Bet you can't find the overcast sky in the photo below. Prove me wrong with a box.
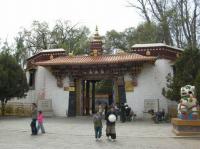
[0,0,142,42]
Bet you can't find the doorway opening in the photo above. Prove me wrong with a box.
[79,79,119,116]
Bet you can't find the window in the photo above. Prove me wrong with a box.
[171,65,176,76]
[29,69,36,89]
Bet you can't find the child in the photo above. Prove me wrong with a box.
[37,111,45,134]
[93,111,102,141]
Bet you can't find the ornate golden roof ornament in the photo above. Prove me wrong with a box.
[50,54,54,60]
[95,25,99,35]
[93,49,98,56]
[90,26,103,56]
[93,25,102,42]
[146,50,151,56]
[69,51,74,56]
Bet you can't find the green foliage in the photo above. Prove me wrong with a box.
[104,30,126,53]
[163,48,200,102]
[175,49,200,83]
[23,21,51,54]
[163,73,181,102]
[14,20,90,62]
[132,22,163,44]
[51,21,90,55]
[14,32,28,68]
[123,27,136,51]
[104,22,163,53]
[0,40,13,54]
[128,0,200,48]
[0,52,28,115]
[194,72,200,101]
[10,20,166,62]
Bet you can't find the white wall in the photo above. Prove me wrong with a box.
[17,66,70,117]
[125,59,174,118]
[17,59,176,118]
[44,67,69,117]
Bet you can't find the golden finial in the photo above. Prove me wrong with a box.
[94,25,99,36]
[93,25,101,41]
[95,25,98,33]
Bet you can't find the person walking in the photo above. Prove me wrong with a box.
[104,104,108,119]
[93,110,103,141]
[120,103,126,122]
[98,103,103,116]
[37,111,45,134]
[105,106,117,141]
[30,103,38,135]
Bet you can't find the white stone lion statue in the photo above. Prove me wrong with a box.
[178,85,198,120]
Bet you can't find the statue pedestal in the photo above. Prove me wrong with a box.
[171,118,200,136]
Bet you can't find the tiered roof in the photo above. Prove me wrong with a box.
[27,32,182,68]
[36,53,156,66]
[132,43,183,60]
[132,43,183,51]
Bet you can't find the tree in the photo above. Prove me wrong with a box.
[0,40,13,54]
[177,0,200,49]
[131,22,163,44]
[163,48,200,102]
[104,22,163,53]
[128,0,174,45]
[23,21,52,55]
[104,30,127,53]
[128,0,200,48]
[18,20,90,57]
[51,20,90,55]
[123,27,136,51]
[194,72,200,101]
[14,32,29,68]
[0,52,28,115]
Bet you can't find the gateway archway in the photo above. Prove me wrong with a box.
[34,28,160,117]
[68,75,127,116]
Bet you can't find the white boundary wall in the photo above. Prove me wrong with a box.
[14,59,177,118]
[14,66,70,117]
[125,59,175,118]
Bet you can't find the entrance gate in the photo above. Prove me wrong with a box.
[68,76,127,116]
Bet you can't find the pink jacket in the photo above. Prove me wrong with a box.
[37,113,44,124]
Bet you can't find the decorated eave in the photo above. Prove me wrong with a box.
[35,53,156,86]
[26,49,66,70]
[36,53,156,66]
[131,43,183,60]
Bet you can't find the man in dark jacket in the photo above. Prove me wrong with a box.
[120,103,126,122]
[105,107,117,141]
[31,103,38,135]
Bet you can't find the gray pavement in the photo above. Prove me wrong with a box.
[0,117,200,149]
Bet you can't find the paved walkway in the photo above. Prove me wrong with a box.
[0,117,200,149]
